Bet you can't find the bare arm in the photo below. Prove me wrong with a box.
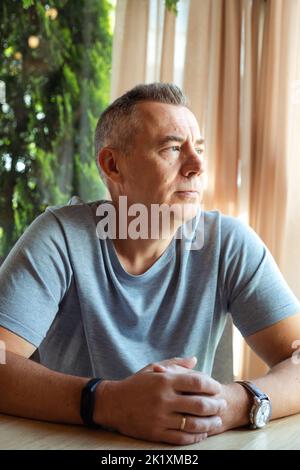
[0,327,106,425]
[216,313,300,433]
[0,350,88,424]
[0,328,227,446]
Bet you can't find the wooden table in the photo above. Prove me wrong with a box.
[1,412,300,450]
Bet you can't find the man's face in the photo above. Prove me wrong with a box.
[114,101,206,223]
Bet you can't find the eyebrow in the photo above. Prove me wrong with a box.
[157,135,205,147]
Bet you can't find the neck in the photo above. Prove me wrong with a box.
[112,201,180,275]
[106,195,184,275]
[112,235,175,275]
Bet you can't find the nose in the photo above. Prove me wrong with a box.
[180,146,206,178]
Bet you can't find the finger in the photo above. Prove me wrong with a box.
[152,364,167,372]
[172,372,221,395]
[173,395,227,417]
[159,356,197,370]
[160,429,207,446]
[171,356,197,369]
[145,356,197,374]
[168,414,222,434]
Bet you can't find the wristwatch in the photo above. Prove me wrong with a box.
[236,381,272,429]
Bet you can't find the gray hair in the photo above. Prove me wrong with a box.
[94,82,188,183]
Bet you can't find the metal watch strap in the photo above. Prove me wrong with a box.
[80,377,103,428]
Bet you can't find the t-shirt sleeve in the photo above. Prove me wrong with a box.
[220,215,300,337]
[0,210,73,347]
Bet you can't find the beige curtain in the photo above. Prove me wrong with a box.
[110,0,176,99]
[110,0,150,100]
[243,0,300,378]
[110,0,300,379]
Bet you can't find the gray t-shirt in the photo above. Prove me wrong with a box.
[0,198,299,380]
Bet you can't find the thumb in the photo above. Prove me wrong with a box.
[152,356,198,373]
[173,356,197,369]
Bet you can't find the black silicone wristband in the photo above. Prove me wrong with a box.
[80,377,103,428]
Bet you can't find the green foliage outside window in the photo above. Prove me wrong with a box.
[165,0,180,14]
[0,0,113,258]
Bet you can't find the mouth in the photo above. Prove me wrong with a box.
[175,190,199,198]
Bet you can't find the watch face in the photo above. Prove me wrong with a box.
[253,400,272,428]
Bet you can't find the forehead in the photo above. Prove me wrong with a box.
[135,101,202,142]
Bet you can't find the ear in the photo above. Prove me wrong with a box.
[97,147,121,183]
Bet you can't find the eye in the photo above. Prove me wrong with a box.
[195,147,204,155]
[170,145,181,153]
[161,145,181,156]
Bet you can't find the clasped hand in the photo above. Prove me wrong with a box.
[95,356,227,446]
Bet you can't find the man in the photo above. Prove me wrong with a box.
[0,83,300,446]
